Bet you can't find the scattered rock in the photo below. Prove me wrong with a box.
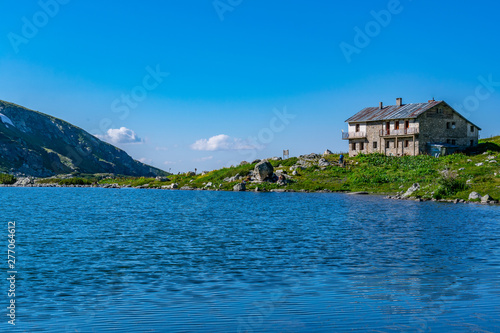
[239,161,249,166]
[185,171,195,176]
[487,155,495,160]
[180,186,194,190]
[469,192,481,200]
[467,159,472,162]
[402,183,420,198]
[155,176,170,182]
[300,153,321,160]
[481,194,491,203]
[223,173,241,182]
[458,168,465,171]
[271,157,282,161]
[254,161,274,181]
[292,170,298,176]
[323,149,333,156]
[13,177,34,186]
[254,187,260,192]
[475,163,484,166]
[233,183,246,191]
[252,159,261,164]
[204,182,213,188]
[318,158,330,167]
[489,160,497,163]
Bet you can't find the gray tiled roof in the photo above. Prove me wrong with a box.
[346,101,442,122]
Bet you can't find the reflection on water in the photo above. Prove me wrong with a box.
[2,188,500,332]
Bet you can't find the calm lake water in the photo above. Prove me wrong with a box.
[2,187,500,332]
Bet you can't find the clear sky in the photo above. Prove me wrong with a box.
[1,0,499,173]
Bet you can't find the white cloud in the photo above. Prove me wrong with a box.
[138,157,152,164]
[96,127,143,144]
[190,134,258,151]
[194,156,213,162]
[164,161,176,165]
[155,146,169,151]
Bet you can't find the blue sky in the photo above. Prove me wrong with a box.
[1,0,499,173]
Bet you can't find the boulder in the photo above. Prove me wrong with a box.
[318,158,330,167]
[271,157,282,161]
[481,194,491,203]
[204,182,213,188]
[468,192,481,200]
[252,159,261,164]
[233,183,246,191]
[155,176,170,182]
[300,153,321,160]
[13,177,34,186]
[323,149,333,156]
[402,183,420,198]
[239,161,249,166]
[254,161,274,181]
[223,173,240,182]
[475,163,484,166]
[185,171,195,176]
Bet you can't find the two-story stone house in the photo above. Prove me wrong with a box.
[343,98,481,157]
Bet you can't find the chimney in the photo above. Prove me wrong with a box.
[396,98,403,107]
[379,102,383,109]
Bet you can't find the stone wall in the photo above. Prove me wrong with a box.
[418,103,479,152]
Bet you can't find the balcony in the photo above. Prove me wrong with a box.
[342,131,366,140]
[379,127,419,137]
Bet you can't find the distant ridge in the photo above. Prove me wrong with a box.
[0,99,167,177]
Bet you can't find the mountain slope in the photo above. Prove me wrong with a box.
[0,99,167,177]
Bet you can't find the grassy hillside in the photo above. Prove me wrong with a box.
[92,136,500,201]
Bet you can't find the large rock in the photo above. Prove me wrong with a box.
[318,158,331,167]
[481,194,491,203]
[233,183,246,191]
[13,177,34,186]
[469,192,481,200]
[402,183,420,198]
[155,176,170,182]
[254,161,274,181]
[323,149,333,156]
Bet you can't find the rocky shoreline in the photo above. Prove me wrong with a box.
[2,180,498,206]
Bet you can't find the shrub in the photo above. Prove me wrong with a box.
[434,170,467,198]
[0,173,16,184]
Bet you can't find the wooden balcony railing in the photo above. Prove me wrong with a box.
[342,132,366,140]
[379,128,419,137]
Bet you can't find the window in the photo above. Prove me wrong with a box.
[405,120,409,129]
[386,141,390,149]
[470,125,474,132]
[446,122,450,129]
[452,139,456,145]
[404,140,409,148]
[438,108,443,114]
[360,142,364,150]
[355,124,360,132]
[470,140,474,146]
[395,121,400,130]
[452,122,456,129]
[351,142,356,150]
[373,141,377,149]
[446,139,451,144]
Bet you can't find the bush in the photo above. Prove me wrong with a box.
[434,170,467,198]
[0,173,16,184]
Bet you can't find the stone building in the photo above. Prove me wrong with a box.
[343,98,481,157]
